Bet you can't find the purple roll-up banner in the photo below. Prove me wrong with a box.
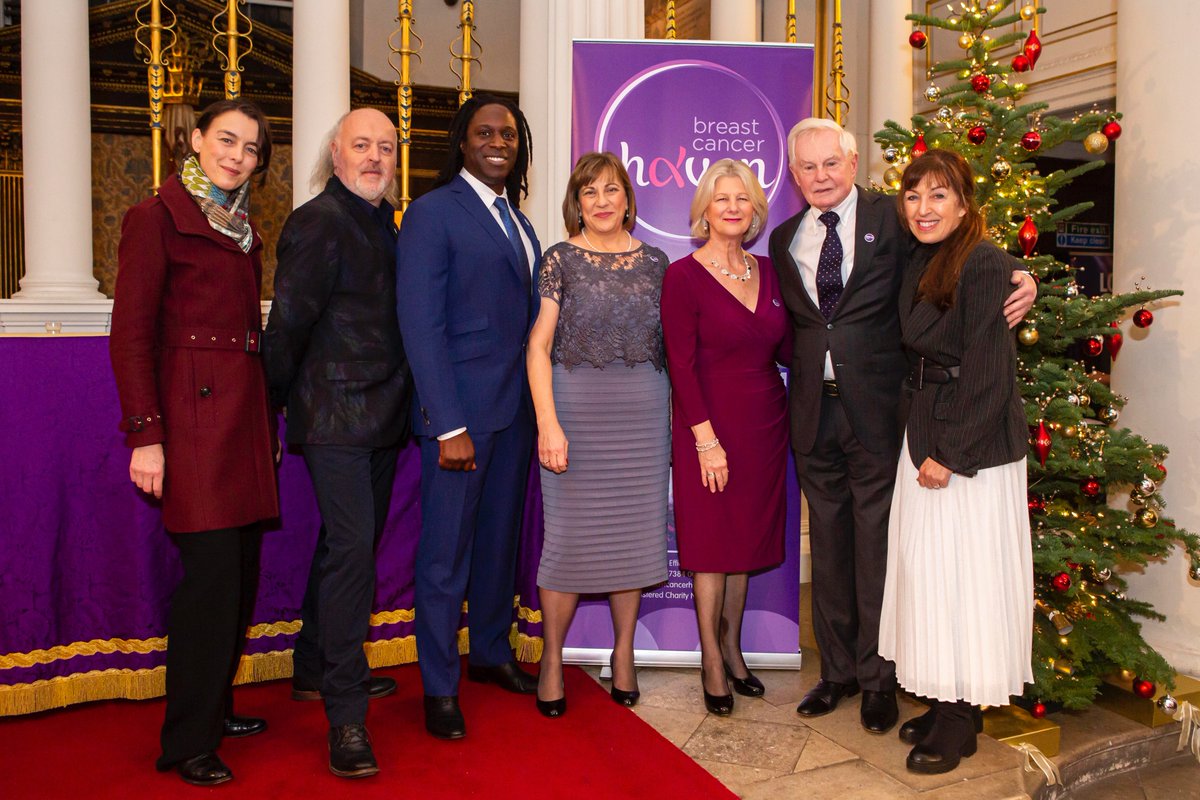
[565,40,814,669]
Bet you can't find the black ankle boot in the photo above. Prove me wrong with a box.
[899,703,983,745]
[906,701,977,774]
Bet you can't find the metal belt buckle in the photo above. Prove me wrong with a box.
[244,330,259,353]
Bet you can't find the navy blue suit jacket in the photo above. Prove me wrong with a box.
[396,174,541,438]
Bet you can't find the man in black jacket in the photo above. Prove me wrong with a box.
[263,108,411,779]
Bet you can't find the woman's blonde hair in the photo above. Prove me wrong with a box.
[688,159,768,242]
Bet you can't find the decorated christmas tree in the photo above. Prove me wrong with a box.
[875,0,1200,713]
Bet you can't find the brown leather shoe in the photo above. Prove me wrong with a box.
[328,723,379,778]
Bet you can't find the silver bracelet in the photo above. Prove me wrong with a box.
[695,437,720,453]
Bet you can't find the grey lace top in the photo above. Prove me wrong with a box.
[538,241,668,371]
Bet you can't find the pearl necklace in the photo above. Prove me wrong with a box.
[581,229,633,253]
[709,251,754,282]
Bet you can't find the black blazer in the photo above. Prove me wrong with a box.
[263,177,412,447]
[898,240,1026,477]
[769,187,909,455]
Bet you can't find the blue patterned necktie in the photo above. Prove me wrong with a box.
[494,197,530,274]
[816,210,843,320]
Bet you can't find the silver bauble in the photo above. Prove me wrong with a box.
[925,85,942,103]
[1137,476,1158,495]
[937,106,954,122]
[883,147,899,164]
[1158,694,1179,714]
[1099,406,1120,424]
[1096,568,1112,582]
[1068,394,1080,406]
[1066,283,1080,297]
[1190,563,1200,581]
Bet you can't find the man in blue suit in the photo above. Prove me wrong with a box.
[396,95,541,740]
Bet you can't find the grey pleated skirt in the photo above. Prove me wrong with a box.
[537,361,670,593]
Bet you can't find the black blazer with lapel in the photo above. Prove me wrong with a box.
[264,176,412,447]
[898,240,1026,477]
[769,186,909,455]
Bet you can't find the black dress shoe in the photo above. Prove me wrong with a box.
[328,723,379,778]
[222,714,267,738]
[723,662,765,697]
[609,652,640,707]
[424,695,466,739]
[796,679,859,717]
[176,752,233,786]
[861,689,899,734]
[466,660,538,694]
[899,704,983,745]
[905,701,977,775]
[292,675,397,702]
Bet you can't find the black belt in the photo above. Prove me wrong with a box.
[822,380,840,397]
[906,357,959,390]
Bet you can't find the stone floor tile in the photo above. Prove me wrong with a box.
[738,758,919,800]
[628,668,712,715]
[1069,769,1147,800]
[629,703,706,748]
[693,759,787,796]
[682,716,810,772]
[793,731,858,772]
[1138,755,1200,800]
[917,767,1032,800]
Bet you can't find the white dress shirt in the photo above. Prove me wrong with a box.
[789,186,859,380]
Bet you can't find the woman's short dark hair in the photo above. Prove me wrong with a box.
[561,152,637,237]
[193,98,273,176]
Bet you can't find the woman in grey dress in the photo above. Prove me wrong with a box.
[527,152,670,718]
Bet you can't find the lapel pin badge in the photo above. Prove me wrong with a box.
[773,298,781,307]
[864,233,876,243]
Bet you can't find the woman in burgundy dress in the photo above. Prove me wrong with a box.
[661,159,791,715]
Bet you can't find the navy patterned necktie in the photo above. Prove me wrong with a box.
[494,197,530,274]
[816,210,843,320]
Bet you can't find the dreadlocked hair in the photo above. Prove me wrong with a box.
[435,94,533,210]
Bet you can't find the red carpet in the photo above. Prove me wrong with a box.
[0,663,735,799]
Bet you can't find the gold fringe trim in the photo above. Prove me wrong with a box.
[511,630,544,663]
[0,667,167,716]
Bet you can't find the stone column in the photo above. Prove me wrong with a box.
[711,0,758,42]
[1112,0,1200,675]
[292,0,350,209]
[12,0,104,302]
[519,0,644,246]
[866,0,912,181]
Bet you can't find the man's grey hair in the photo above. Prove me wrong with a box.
[309,109,400,205]
[786,117,858,167]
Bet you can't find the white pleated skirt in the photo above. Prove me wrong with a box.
[878,437,1034,707]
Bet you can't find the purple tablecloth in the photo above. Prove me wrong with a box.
[0,336,544,715]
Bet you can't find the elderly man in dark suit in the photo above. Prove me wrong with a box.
[396,94,540,741]
[768,118,1036,735]
[263,107,411,778]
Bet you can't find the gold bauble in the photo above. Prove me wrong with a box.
[1135,508,1159,528]
[883,167,902,189]
[986,1,1001,13]
[924,84,942,103]
[958,33,975,50]
[1017,326,1039,346]
[1020,4,1037,21]
[1063,426,1079,439]
[991,157,1012,180]
[1084,131,1110,155]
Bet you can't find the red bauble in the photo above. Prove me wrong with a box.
[1024,30,1042,68]
[1155,463,1168,478]
[1028,494,1046,513]
[1084,336,1105,357]
[1031,702,1047,719]
[1133,678,1156,699]
[1067,561,1080,571]
[1106,321,1123,360]
[1133,308,1154,328]
[1081,478,1102,497]
[1011,53,1031,72]
[911,133,928,158]
[1052,572,1072,592]
[967,126,987,145]
[1102,120,1123,141]
[909,30,928,49]
[1033,420,1052,467]
[970,73,992,94]
[1021,130,1042,151]
[1018,215,1039,257]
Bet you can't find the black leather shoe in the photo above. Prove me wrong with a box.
[899,704,983,745]
[609,652,640,707]
[222,714,267,738]
[423,695,466,739]
[176,752,233,786]
[905,701,977,774]
[796,679,859,717]
[466,660,538,694]
[536,696,567,718]
[700,669,734,716]
[861,689,899,734]
[328,723,379,778]
[906,733,977,774]
[292,675,397,702]
[723,662,765,698]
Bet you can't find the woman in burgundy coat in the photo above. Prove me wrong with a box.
[109,99,279,787]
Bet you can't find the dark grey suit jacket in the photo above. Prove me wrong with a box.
[263,177,412,447]
[768,187,909,455]
[898,240,1026,476]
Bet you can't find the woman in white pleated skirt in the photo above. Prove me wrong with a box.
[878,149,1033,775]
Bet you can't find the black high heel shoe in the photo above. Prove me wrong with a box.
[608,652,640,707]
[723,661,765,697]
[700,669,734,716]
[536,695,567,718]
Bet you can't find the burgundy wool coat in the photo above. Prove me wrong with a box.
[109,174,279,533]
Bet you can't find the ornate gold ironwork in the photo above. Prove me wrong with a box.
[449,0,480,107]
[135,0,178,190]
[813,0,827,117]
[786,0,797,44]
[825,0,849,125]
[389,0,423,216]
[665,0,677,39]
[163,30,205,107]
[212,0,253,100]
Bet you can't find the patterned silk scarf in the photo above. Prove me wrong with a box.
[178,154,254,253]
